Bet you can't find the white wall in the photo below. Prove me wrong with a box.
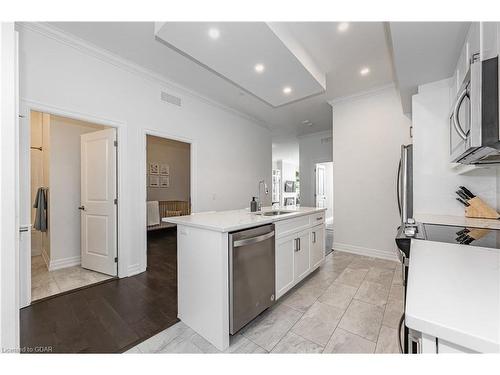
[18,24,272,276]
[331,86,411,260]
[49,115,107,269]
[412,78,498,216]
[299,130,333,207]
[146,135,190,202]
[272,136,299,167]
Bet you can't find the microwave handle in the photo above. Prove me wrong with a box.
[453,87,469,141]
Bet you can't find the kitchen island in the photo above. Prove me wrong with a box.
[406,239,500,353]
[164,206,327,350]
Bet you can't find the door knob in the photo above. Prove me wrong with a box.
[78,206,85,210]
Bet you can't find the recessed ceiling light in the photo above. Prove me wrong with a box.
[254,63,265,73]
[360,67,370,76]
[208,28,220,40]
[283,86,292,95]
[337,22,349,32]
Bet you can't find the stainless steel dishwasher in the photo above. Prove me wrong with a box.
[229,224,275,334]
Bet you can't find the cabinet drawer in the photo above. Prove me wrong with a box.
[275,216,310,239]
[310,212,325,225]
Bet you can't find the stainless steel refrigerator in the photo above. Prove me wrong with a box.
[397,144,413,224]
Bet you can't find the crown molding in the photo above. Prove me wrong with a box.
[297,129,332,140]
[16,22,270,130]
[327,83,395,107]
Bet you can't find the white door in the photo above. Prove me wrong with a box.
[315,164,327,208]
[80,128,117,276]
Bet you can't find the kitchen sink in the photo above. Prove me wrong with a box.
[256,210,294,216]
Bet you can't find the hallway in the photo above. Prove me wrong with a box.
[20,228,178,353]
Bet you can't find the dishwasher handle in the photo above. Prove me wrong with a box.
[233,231,275,247]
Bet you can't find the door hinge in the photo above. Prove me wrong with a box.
[114,140,118,147]
[18,114,25,119]
[114,257,118,263]
[114,198,118,205]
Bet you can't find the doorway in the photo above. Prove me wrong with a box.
[145,134,190,271]
[315,161,333,254]
[21,111,118,304]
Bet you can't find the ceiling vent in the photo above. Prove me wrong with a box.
[161,91,182,107]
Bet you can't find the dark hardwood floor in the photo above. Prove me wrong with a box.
[20,228,178,353]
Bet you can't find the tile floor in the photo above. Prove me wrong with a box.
[127,251,404,354]
[31,255,112,301]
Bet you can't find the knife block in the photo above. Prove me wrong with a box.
[465,197,500,219]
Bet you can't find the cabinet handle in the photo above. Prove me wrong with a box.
[294,238,298,252]
[297,238,301,251]
[316,217,323,221]
[312,232,316,243]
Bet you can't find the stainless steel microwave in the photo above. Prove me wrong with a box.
[450,56,500,164]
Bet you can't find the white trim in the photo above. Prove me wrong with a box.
[297,129,333,140]
[328,84,395,107]
[333,242,399,262]
[141,128,197,272]
[18,100,129,284]
[127,263,144,277]
[1,22,20,351]
[16,22,270,131]
[48,255,81,271]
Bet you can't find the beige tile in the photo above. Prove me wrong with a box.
[354,280,390,307]
[280,288,319,313]
[240,303,302,351]
[31,271,55,288]
[157,325,216,353]
[291,301,344,346]
[324,328,376,353]
[382,298,404,329]
[31,280,60,301]
[388,284,404,302]
[392,268,403,286]
[335,267,368,288]
[318,282,357,310]
[225,334,267,353]
[52,267,100,292]
[338,300,384,342]
[375,325,401,353]
[348,256,375,270]
[371,258,398,270]
[137,321,191,353]
[271,331,324,353]
[365,267,394,288]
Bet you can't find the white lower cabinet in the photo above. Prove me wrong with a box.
[293,229,311,283]
[418,333,477,353]
[275,214,326,300]
[310,224,325,270]
[276,235,295,298]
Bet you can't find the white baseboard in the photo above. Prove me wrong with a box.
[333,242,399,262]
[127,263,145,277]
[49,255,81,271]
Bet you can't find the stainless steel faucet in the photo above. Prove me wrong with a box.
[257,180,269,211]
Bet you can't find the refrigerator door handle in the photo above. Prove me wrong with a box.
[397,158,402,217]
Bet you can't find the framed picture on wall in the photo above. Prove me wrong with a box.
[284,180,295,192]
[149,162,159,175]
[160,175,170,188]
[284,197,295,206]
[149,175,160,187]
[160,163,170,175]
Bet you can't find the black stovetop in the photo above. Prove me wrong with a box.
[395,222,500,258]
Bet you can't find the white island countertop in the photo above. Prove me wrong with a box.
[406,239,500,353]
[163,206,326,232]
